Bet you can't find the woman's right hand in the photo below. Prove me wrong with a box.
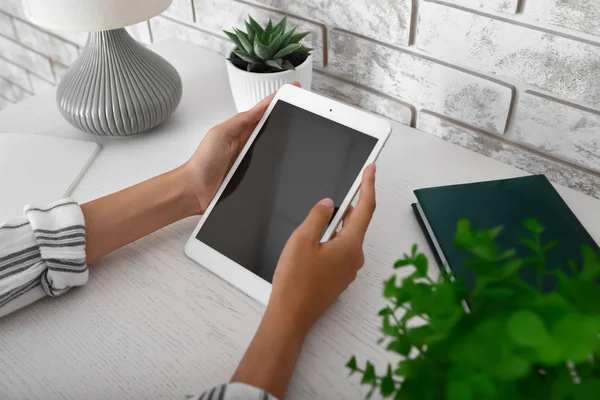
[231,164,377,398]
[267,164,377,333]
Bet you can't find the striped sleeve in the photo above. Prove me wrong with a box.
[0,198,88,317]
[186,383,277,400]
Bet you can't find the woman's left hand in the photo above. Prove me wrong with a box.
[182,82,300,215]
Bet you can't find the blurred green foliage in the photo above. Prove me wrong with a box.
[347,219,600,399]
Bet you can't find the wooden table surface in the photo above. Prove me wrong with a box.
[1,39,599,400]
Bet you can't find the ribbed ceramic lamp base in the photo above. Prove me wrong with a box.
[57,28,182,136]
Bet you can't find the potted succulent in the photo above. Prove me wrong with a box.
[224,16,313,112]
[348,219,600,399]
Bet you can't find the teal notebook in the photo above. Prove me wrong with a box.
[412,175,598,291]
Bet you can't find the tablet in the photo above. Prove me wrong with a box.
[185,85,391,304]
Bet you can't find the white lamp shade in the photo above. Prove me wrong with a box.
[22,0,173,31]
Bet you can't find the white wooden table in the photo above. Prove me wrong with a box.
[1,39,599,400]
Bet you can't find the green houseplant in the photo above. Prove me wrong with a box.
[347,219,600,399]
[224,16,313,112]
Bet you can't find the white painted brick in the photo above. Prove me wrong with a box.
[328,29,512,134]
[193,0,326,66]
[150,17,233,56]
[417,2,600,109]
[523,0,600,37]
[439,0,518,14]
[0,11,16,38]
[127,22,152,45]
[13,19,79,66]
[51,61,69,81]
[27,72,55,93]
[0,57,31,90]
[512,92,600,172]
[162,0,194,23]
[0,0,25,18]
[0,77,31,102]
[313,72,412,126]
[418,111,600,198]
[0,35,53,81]
[0,96,12,109]
[254,0,411,46]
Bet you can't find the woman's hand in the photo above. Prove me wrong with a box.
[231,165,377,399]
[83,85,298,264]
[268,163,377,332]
[182,82,300,215]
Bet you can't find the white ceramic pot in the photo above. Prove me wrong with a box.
[226,54,313,112]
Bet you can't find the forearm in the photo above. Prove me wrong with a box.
[231,303,310,399]
[82,166,199,264]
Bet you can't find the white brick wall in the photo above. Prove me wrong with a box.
[1,0,599,198]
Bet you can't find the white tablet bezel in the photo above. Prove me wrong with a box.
[185,84,391,305]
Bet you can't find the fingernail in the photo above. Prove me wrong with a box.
[318,198,334,208]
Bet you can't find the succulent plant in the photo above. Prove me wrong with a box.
[224,16,312,73]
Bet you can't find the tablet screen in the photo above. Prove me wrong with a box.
[196,100,378,283]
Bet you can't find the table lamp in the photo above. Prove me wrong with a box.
[22,0,182,137]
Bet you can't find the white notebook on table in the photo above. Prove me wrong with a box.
[0,133,101,222]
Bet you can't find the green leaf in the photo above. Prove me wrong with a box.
[502,258,523,277]
[272,16,286,38]
[247,62,269,73]
[414,253,428,277]
[387,338,411,356]
[273,43,303,59]
[264,18,274,36]
[289,31,310,43]
[275,16,287,32]
[378,307,393,316]
[382,314,398,336]
[580,244,600,279]
[454,219,472,247]
[572,378,600,400]
[411,244,418,256]
[223,30,243,50]
[253,38,274,60]
[481,287,514,300]
[488,226,503,239]
[447,380,472,400]
[380,365,396,397]
[280,25,297,47]
[534,336,563,365]
[282,59,295,70]
[520,237,541,253]
[346,356,358,374]
[361,361,376,384]
[234,28,254,54]
[383,277,396,298]
[543,239,559,252]
[244,20,255,42]
[552,314,600,362]
[499,248,516,259]
[533,293,573,326]
[268,35,285,55]
[506,310,549,347]
[394,258,412,268]
[265,59,283,69]
[247,16,264,35]
[523,218,544,234]
[233,49,259,64]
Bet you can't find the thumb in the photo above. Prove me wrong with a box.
[297,198,335,242]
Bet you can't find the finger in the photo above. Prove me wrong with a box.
[296,198,335,242]
[343,164,376,239]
